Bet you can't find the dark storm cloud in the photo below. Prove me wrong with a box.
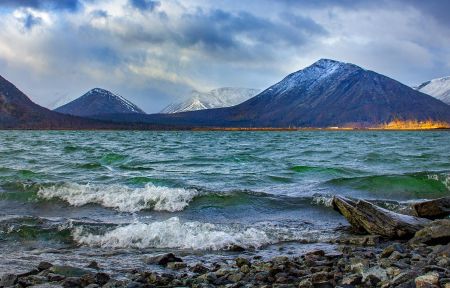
[129,0,160,11]
[176,9,327,57]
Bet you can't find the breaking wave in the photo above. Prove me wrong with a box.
[37,183,198,213]
[72,217,324,250]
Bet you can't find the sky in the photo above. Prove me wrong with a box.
[0,0,449,113]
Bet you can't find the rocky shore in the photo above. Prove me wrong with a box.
[1,197,449,288]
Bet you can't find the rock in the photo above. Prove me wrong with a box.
[310,271,330,283]
[380,243,406,258]
[361,266,388,283]
[95,273,110,286]
[49,265,91,278]
[227,272,244,283]
[62,277,82,288]
[190,264,209,274]
[415,272,440,288]
[332,196,430,238]
[240,265,250,274]
[341,274,362,285]
[47,273,65,282]
[228,245,246,252]
[412,197,450,219]
[166,262,187,270]
[38,262,53,271]
[410,219,450,245]
[86,261,100,270]
[143,253,183,266]
[235,257,251,268]
[0,274,17,287]
[391,272,417,286]
[298,279,313,288]
[305,250,325,257]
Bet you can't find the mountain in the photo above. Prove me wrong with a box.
[0,75,116,129]
[161,88,260,113]
[414,76,450,105]
[54,88,145,117]
[95,59,450,128]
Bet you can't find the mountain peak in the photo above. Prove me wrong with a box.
[55,88,145,116]
[415,76,450,105]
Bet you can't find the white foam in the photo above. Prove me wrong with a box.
[37,183,197,212]
[72,217,270,250]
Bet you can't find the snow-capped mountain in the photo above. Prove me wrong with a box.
[160,87,260,113]
[54,88,145,117]
[98,59,450,127]
[415,76,450,105]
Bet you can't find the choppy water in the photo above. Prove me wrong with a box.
[0,131,449,275]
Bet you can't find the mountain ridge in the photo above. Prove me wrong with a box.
[55,88,145,117]
[415,76,450,105]
[95,59,450,128]
[161,87,260,113]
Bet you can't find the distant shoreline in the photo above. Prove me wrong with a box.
[1,127,449,131]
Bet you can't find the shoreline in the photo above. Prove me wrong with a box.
[1,234,448,287]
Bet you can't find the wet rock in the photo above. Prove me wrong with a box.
[235,257,251,268]
[49,265,91,278]
[0,274,17,287]
[86,261,100,270]
[143,253,183,266]
[190,263,209,274]
[310,271,330,283]
[240,265,250,274]
[341,274,362,285]
[95,272,110,286]
[167,261,187,270]
[298,279,313,288]
[380,243,406,258]
[410,219,450,245]
[228,245,246,252]
[38,262,53,271]
[227,272,244,283]
[412,197,450,219]
[391,272,418,286]
[305,250,325,257]
[62,277,82,288]
[361,266,388,283]
[332,196,430,238]
[415,272,440,288]
[47,273,65,282]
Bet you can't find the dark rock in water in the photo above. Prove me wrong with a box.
[0,274,17,287]
[95,272,110,286]
[38,262,53,271]
[410,219,450,245]
[228,244,246,252]
[62,277,82,288]
[332,196,430,238]
[87,261,100,270]
[334,235,382,246]
[235,257,251,268]
[412,197,450,219]
[190,263,209,274]
[143,253,183,266]
[49,265,91,278]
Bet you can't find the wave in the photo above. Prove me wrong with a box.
[37,183,198,212]
[326,171,450,198]
[72,217,324,250]
[289,165,360,176]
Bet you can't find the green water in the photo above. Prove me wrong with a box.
[0,130,448,274]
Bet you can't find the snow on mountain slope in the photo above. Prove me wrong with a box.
[415,76,450,105]
[161,87,260,113]
[54,88,145,117]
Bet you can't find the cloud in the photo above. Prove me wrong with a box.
[0,0,449,113]
[22,13,43,30]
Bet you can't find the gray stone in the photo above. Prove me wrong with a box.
[0,274,17,287]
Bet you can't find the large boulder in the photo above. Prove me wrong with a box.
[332,196,430,239]
[410,219,450,245]
[412,197,450,219]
